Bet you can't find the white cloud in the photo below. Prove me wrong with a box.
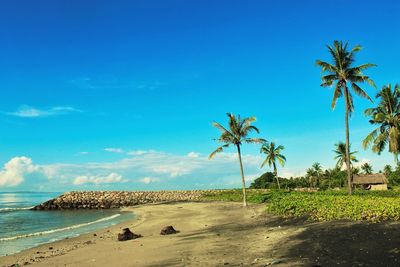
[104,148,124,154]
[151,164,194,178]
[279,168,306,178]
[187,152,200,158]
[127,150,159,156]
[2,150,268,190]
[0,157,40,187]
[7,105,80,118]
[140,177,160,184]
[73,173,123,185]
[77,151,89,155]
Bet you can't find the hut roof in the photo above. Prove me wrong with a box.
[353,173,388,185]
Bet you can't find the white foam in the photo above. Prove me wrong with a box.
[0,213,121,242]
[0,207,33,212]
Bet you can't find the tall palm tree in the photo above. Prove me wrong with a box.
[334,142,358,169]
[316,40,376,195]
[209,113,265,207]
[363,84,400,164]
[260,142,286,189]
[361,162,373,174]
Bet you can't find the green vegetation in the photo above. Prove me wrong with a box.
[260,142,286,189]
[209,113,265,207]
[251,167,347,190]
[268,191,400,222]
[363,84,400,164]
[202,189,400,222]
[382,164,400,186]
[316,40,376,195]
[202,189,270,203]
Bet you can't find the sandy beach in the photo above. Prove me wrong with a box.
[2,201,400,267]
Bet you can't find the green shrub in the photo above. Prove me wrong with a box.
[203,189,400,222]
[267,191,400,222]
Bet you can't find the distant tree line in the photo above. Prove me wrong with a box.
[250,162,400,190]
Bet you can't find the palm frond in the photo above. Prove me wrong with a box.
[212,122,233,136]
[331,84,342,109]
[277,156,286,167]
[351,83,372,102]
[315,60,336,73]
[245,137,266,144]
[362,128,379,149]
[208,144,230,159]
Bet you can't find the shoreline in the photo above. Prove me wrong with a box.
[1,202,271,267]
[0,207,140,262]
[2,201,400,266]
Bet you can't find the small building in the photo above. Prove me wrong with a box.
[353,173,388,190]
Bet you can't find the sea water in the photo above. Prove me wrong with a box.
[0,192,134,256]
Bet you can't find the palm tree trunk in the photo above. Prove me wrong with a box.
[273,163,281,189]
[236,145,247,207]
[395,153,398,166]
[344,87,353,195]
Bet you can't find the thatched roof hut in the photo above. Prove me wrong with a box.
[353,173,388,185]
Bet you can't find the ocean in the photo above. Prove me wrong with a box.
[0,192,134,256]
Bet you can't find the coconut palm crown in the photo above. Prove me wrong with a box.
[361,163,373,174]
[334,142,358,169]
[209,113,265,206]
[260,142,286,189]
[316,40,376,195]
[363,84,400,163]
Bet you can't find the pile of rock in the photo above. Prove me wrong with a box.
[31,190,223,210]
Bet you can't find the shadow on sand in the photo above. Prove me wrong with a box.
[264,216,400,266]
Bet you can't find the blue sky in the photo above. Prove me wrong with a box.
[0,0,399,191]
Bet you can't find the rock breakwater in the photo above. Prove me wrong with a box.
[31,190,222,210]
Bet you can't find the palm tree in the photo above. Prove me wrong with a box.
[316,40,376,195]
[209,113,265,207]
[361,163,373,174]
[260,142,286,189]
[323,169,334,189]
[352,167,361,175]
[312,162,323,187]
[363,84,400,164]
[305,163,323,188]
[334,142,358,169]
[306,168,315,188]
[383,164,393,177]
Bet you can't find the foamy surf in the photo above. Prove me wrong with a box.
[0,213,121,242]
[0,207,33,212]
